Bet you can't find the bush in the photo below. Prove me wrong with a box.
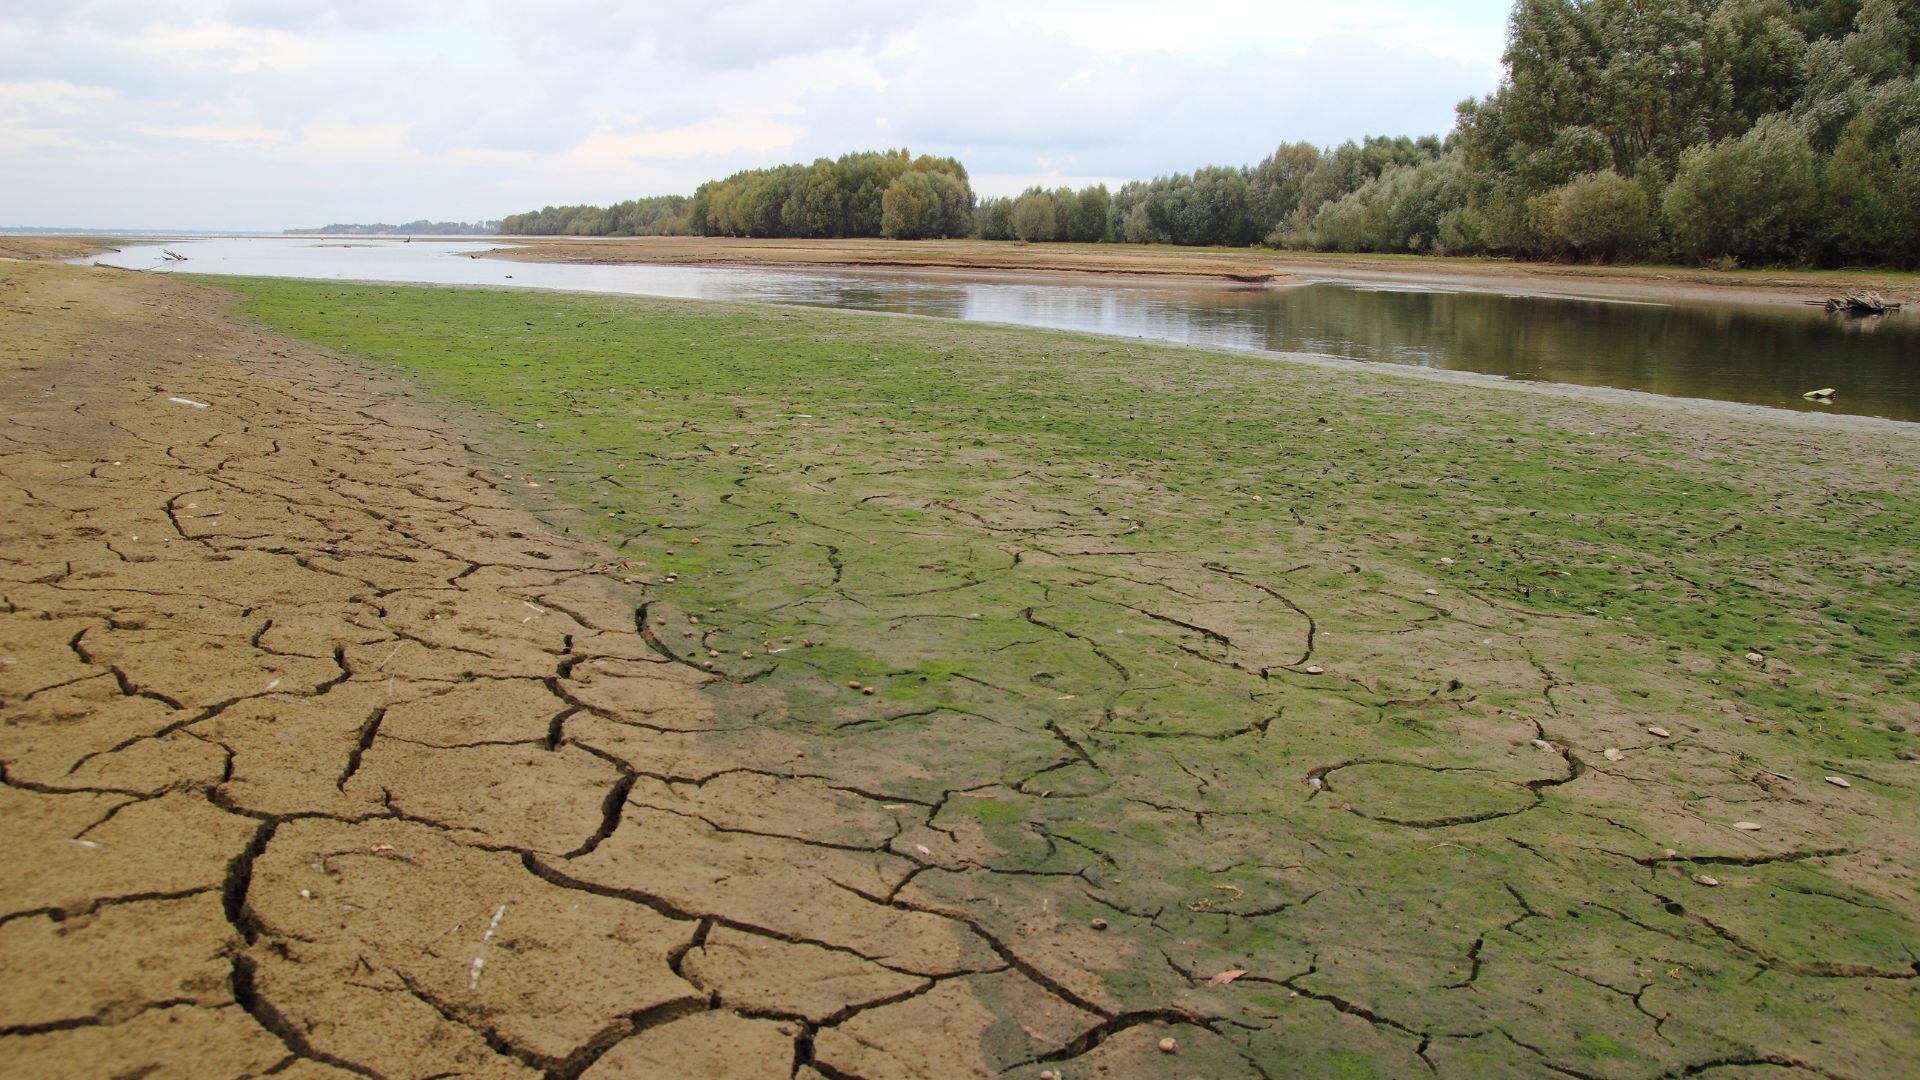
[1663,114,1824,266]
[880,171,971,240]
[1822,77,1920,267]
[1011,189,1059,242]
[973,197,1013,240]
[1534,170,1652,262]
[1298,155,1469,254]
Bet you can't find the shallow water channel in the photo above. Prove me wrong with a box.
[90,237,1920,422]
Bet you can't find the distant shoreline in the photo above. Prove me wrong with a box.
[481,235,1920,311]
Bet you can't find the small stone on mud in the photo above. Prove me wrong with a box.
[1304,665,1325,674]
[1531,739,1554,752]
[848,680,863,689]
[1664,848,1679,858]
[1745,651,1765,663]
[862,686,876,695]
[1158,1037,1178,1054]
[1648,726,1671,738]
[741,651,752,659]
[1825,775,1852,788]
[1693,874,1720,887]
[1733,821,1763,831]
[1090,919,1108,930]
[1308,776,1323,790]
[1603,748,1625,761]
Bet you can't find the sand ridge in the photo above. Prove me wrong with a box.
[0,262,1095,1078]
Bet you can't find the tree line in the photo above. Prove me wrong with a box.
[687,150,975,239]
[498,197,690,237]
[289,219,500,236]
[501,0,1919,269]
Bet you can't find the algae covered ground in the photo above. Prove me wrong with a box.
[218,276,1919,1078]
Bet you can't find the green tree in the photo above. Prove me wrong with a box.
[880,171,942,239]
[974,197,1014,240]
[1823,76,1920,265]
[927,172,975,238]
[1063,186,1111,242]
[1247,142,1322,237]
[1664,113,1825,264]
[1302,154,1469,254]
[1534,169,1653,260]
[1011,189,1059,241]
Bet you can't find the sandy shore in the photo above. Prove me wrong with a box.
[0,261,1035,1077]
[483,235,1920,309]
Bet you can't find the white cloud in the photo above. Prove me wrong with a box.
[139,120,289,144]
[0,79,116,116]
[0,0,1512,228]
[571,117,803,162]
[71,17,340,73]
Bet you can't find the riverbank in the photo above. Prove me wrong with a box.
[5,261,1916,1078]
[484,235,1920,308]
[0,235,120,261]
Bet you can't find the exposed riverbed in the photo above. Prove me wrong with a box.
[88,237,1920,422]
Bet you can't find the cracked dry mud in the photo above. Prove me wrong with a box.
[3,261,1918,1080]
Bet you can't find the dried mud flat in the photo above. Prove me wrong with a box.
[3,259,1919,1080]
[0,263,1009,1079]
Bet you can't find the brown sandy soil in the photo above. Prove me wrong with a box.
[483,235,1920,308]
[0,236,119,262]
[0,262,1057,1078]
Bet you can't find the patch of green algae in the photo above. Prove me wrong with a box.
[216,277,1920,1079]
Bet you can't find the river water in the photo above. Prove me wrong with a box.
[87,237,1919,422]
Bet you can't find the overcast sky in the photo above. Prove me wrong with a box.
[1,1,1515,230]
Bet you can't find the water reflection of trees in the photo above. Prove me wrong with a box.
[797,275,1916,420]
[1227,287,1917,418]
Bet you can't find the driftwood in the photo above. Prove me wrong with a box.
[159,249,188,262]
[1822,290,1900,314]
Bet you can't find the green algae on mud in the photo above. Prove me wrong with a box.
[216,276,1920,1078]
